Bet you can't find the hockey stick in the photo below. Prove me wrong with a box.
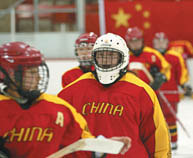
[160,90,193,99]
[158,91,191,138]
[46,138,124,158]
[129,62,154,83]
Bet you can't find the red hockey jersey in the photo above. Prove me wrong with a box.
[0,93,93,158]
[58,72,171,158]
[61,67,84,88]
[128,46,171,84]
[159,50,189,102]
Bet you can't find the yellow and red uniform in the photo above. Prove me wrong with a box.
[58,72,171,158]
[0,93,93,158]
[158,49,188,144]
[128,46,171,84]
[168,40,193,60]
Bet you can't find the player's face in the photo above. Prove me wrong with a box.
[22,67,40,91]
[76,43,93,61]
[127,39,143,50]
[153,39,168,50]
[95,51,120,69]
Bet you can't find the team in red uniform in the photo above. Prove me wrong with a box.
[125,27,171,90]
[62,32,97,88]
[0,42,131,158]
[58,33,171,158]
[153,32,189,150]
[0,42,94,158]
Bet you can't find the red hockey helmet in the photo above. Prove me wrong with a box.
[0,42,49,106]
[153,32,168,41]
[125,27,143,42]
[75,32,98,46]
[0,41,44,68]
[75,32,98,69]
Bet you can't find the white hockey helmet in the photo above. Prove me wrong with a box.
[92,33,129,85]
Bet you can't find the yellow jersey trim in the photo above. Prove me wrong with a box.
[120,73,171,157]
[37,93,94,139]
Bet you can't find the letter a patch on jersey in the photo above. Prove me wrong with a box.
[55,112,64,127]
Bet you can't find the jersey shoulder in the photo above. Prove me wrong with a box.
[62,66,82,76]
[120,72,156,99]
[64,72,95,88]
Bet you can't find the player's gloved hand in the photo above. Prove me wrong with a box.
[181,84,192,97]
[150,72,167,90]
[0,137,10,158]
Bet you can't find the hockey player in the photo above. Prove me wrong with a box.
[153,32,189,150]
[0,42,131,158]
[125,27,171,90]
[61,32,98,88]
[167,37,193,97]
[58,33,171,158]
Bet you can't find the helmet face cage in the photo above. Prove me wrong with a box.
[75,42,94,67]
[153,32,169,53]
[93,47,123,72]
[0,42,49,101]
[92,33,129,85]
[75,32,98,67]
[0,63,49,96]
[21,63,49,94]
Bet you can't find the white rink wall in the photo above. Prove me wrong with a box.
[46,59,78,95]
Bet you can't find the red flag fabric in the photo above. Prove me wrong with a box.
[104,1,193,46]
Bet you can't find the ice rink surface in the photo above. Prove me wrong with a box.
[47,60,193,158]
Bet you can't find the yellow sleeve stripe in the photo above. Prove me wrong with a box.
[121,73,171,157]
[37,93,94,139]
[144,46,171,81]
[167,50,189,85]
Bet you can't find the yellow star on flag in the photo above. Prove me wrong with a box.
[135,4,142,11]
[144,22,151,29]
[112,8,131,28]
[143,11,150,18]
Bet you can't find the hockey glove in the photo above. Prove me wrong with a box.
[0,137,10,158]
[181,84,192,97]
[149,66,160,78]
[150,72,167,90]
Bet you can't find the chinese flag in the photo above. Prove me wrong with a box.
[103,1,193,46]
